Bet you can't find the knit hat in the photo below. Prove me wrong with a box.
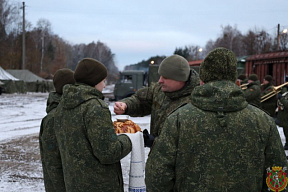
[264,75,273,83]
[158,54,190,82]
[74,58,107,87]
[53,68,75,94]
[200,47,237,83]
[237,74,247,81]
[248,74,258,81]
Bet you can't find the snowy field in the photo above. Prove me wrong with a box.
[0,85,151,192]
[0,84,287,191]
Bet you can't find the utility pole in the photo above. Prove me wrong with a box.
[277,23,280,51]
[21,2,26,69]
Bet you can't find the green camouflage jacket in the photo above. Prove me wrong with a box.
[121,69,200,137]
[277,88,288,128]
[243,80,261,108]
[145,80,288,192]
[39,92,66,192]
[54,83,132,192]
[261,83,277,117]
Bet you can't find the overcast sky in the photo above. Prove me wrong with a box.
[16,0,288,70]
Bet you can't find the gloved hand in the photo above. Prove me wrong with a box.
[143,129,155,148]
[275,118,281,126]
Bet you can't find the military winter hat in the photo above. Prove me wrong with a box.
[264,75,273,83]
[248,74,258,81]
[53,68,75,94]
[237,74,247,81]
[74,58,107,87]
[200,47,237,83]
[158,54,190,81]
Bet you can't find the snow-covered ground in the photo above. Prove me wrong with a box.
[0,85,151,192]
[0,84,287,191]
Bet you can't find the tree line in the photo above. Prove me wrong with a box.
[0,0,119,83]
[1,0,287,82]
[125,25,287,71]
[175,24,288,62]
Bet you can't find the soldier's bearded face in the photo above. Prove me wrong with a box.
[158,76,185,92]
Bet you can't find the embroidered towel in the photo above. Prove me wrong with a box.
[124,131,146,192]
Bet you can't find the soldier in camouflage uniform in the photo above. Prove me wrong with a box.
[145,47,288,192]
[261,75,277,117]
[236,74,247,86]
[39,68,75,192]
[54,58,132,192]
[243,74,261,108]
[277,85,288,150]
[114,54,200,147]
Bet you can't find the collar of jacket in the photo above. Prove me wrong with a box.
[262,83,273,90]
[46,92,61,113]
[191,80,248,112]
[61,83,104,109]
[164,69,200,100]
[248,80,261,87]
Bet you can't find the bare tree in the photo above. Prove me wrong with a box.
[0,0,19,40]
[204,40,215,56]
[212,25,243,56]
[71,41,119,83]
[0,0,23,69]
[35,19,52,73]
[205,25,275,57]
[174,45,203,60]
[242,29,273,55]
[242,30,256,55]
[280,32,288,51]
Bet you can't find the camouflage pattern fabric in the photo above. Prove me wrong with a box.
[121,69,200,137]
[277,87,288,144]
[241,78,248,84]
[261,83,277,117]
[145,80,288,192]
[54,83,132,192]
[199,47,237,83]
[243,80,261,108]
[39,92,66,192]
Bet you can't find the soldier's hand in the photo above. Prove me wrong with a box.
[114,102,127,115]
[143,129,155,148]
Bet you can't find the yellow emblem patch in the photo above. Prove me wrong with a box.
[266,166,288,192]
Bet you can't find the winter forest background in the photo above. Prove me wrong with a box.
[1,0,288,83]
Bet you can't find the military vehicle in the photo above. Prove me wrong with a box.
[148,62,200,87]
[113,70,148,101]
[113,63,200,101]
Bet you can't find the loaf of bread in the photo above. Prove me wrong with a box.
[113,120,141,133]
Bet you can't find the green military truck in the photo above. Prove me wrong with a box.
[113,70,148,100]
[113,64,200,101]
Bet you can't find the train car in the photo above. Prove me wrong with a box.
[189,51,288,86]
[245,51,288,85]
